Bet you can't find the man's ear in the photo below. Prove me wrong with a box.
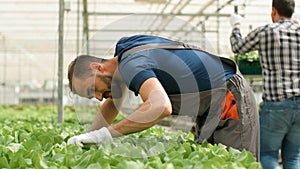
[89,62,104,72]
[271,7,278,22]
[272,7,277,15]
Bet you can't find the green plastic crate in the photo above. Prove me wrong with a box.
[238,60,262,75]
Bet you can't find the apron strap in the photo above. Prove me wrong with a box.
[120,42,239,74]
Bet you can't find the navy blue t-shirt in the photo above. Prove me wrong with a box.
[115,35,235,96]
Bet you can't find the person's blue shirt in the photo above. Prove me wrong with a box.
[115,35,235,96]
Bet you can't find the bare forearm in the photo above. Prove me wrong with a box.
[108,97,171,137]
[108,118,160,137]
[88,99,119,131]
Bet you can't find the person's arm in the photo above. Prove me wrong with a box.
[230,27,260,54]
[108,77,172,137]
[67,86,128,146]
[229,14,261,54]
[88,84,128,132]
[87,98,119,132]
[67,74,172,146]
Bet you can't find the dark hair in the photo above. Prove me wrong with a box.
[272,0,295,17]
[67,55,106,91]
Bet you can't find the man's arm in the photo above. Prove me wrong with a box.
[108,77,172,137]
[230,27,261,55]
[87,98,119,132]
[88,85,128,132]
[67,86,127,146]
[229,14,261,54]
[67,77,172,146]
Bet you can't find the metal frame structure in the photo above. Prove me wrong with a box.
[79,0,244,56]
[2,0,287,109]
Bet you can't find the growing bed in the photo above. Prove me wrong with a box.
[0,105,260,169]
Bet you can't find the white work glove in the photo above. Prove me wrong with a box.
[230,13,242,27]
[292,13,299,24]
[67,127,112,146]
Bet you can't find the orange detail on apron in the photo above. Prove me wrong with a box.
[220,90,239,120]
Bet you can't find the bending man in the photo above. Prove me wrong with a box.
[67,34,260,160]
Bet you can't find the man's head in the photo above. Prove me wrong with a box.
[68,55,112,101]
[272,0,295,21]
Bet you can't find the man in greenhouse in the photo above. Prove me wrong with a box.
[67,34,259,161]
[229,0,300,168]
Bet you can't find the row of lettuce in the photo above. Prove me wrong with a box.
[0,105,261,169]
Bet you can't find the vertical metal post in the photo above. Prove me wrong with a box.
[58,0,64,123]
[201,23,206,50]
[76,0,80,55]
[234,5,239,63]
[1,35,6,105]
[82,0,89,54]
[216,0,220,54]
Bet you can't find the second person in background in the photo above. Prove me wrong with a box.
[229,0,300,168]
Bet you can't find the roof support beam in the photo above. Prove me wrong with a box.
[86,12,230,17]
[82,0,89,54]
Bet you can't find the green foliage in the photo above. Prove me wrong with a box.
[0,105,261,169]
[230,51,260,62]
[230,51,262,75]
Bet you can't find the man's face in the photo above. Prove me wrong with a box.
[72,74,112,101]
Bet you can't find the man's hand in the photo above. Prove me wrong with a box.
[230,13,242,27]
[67,127,112,146]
